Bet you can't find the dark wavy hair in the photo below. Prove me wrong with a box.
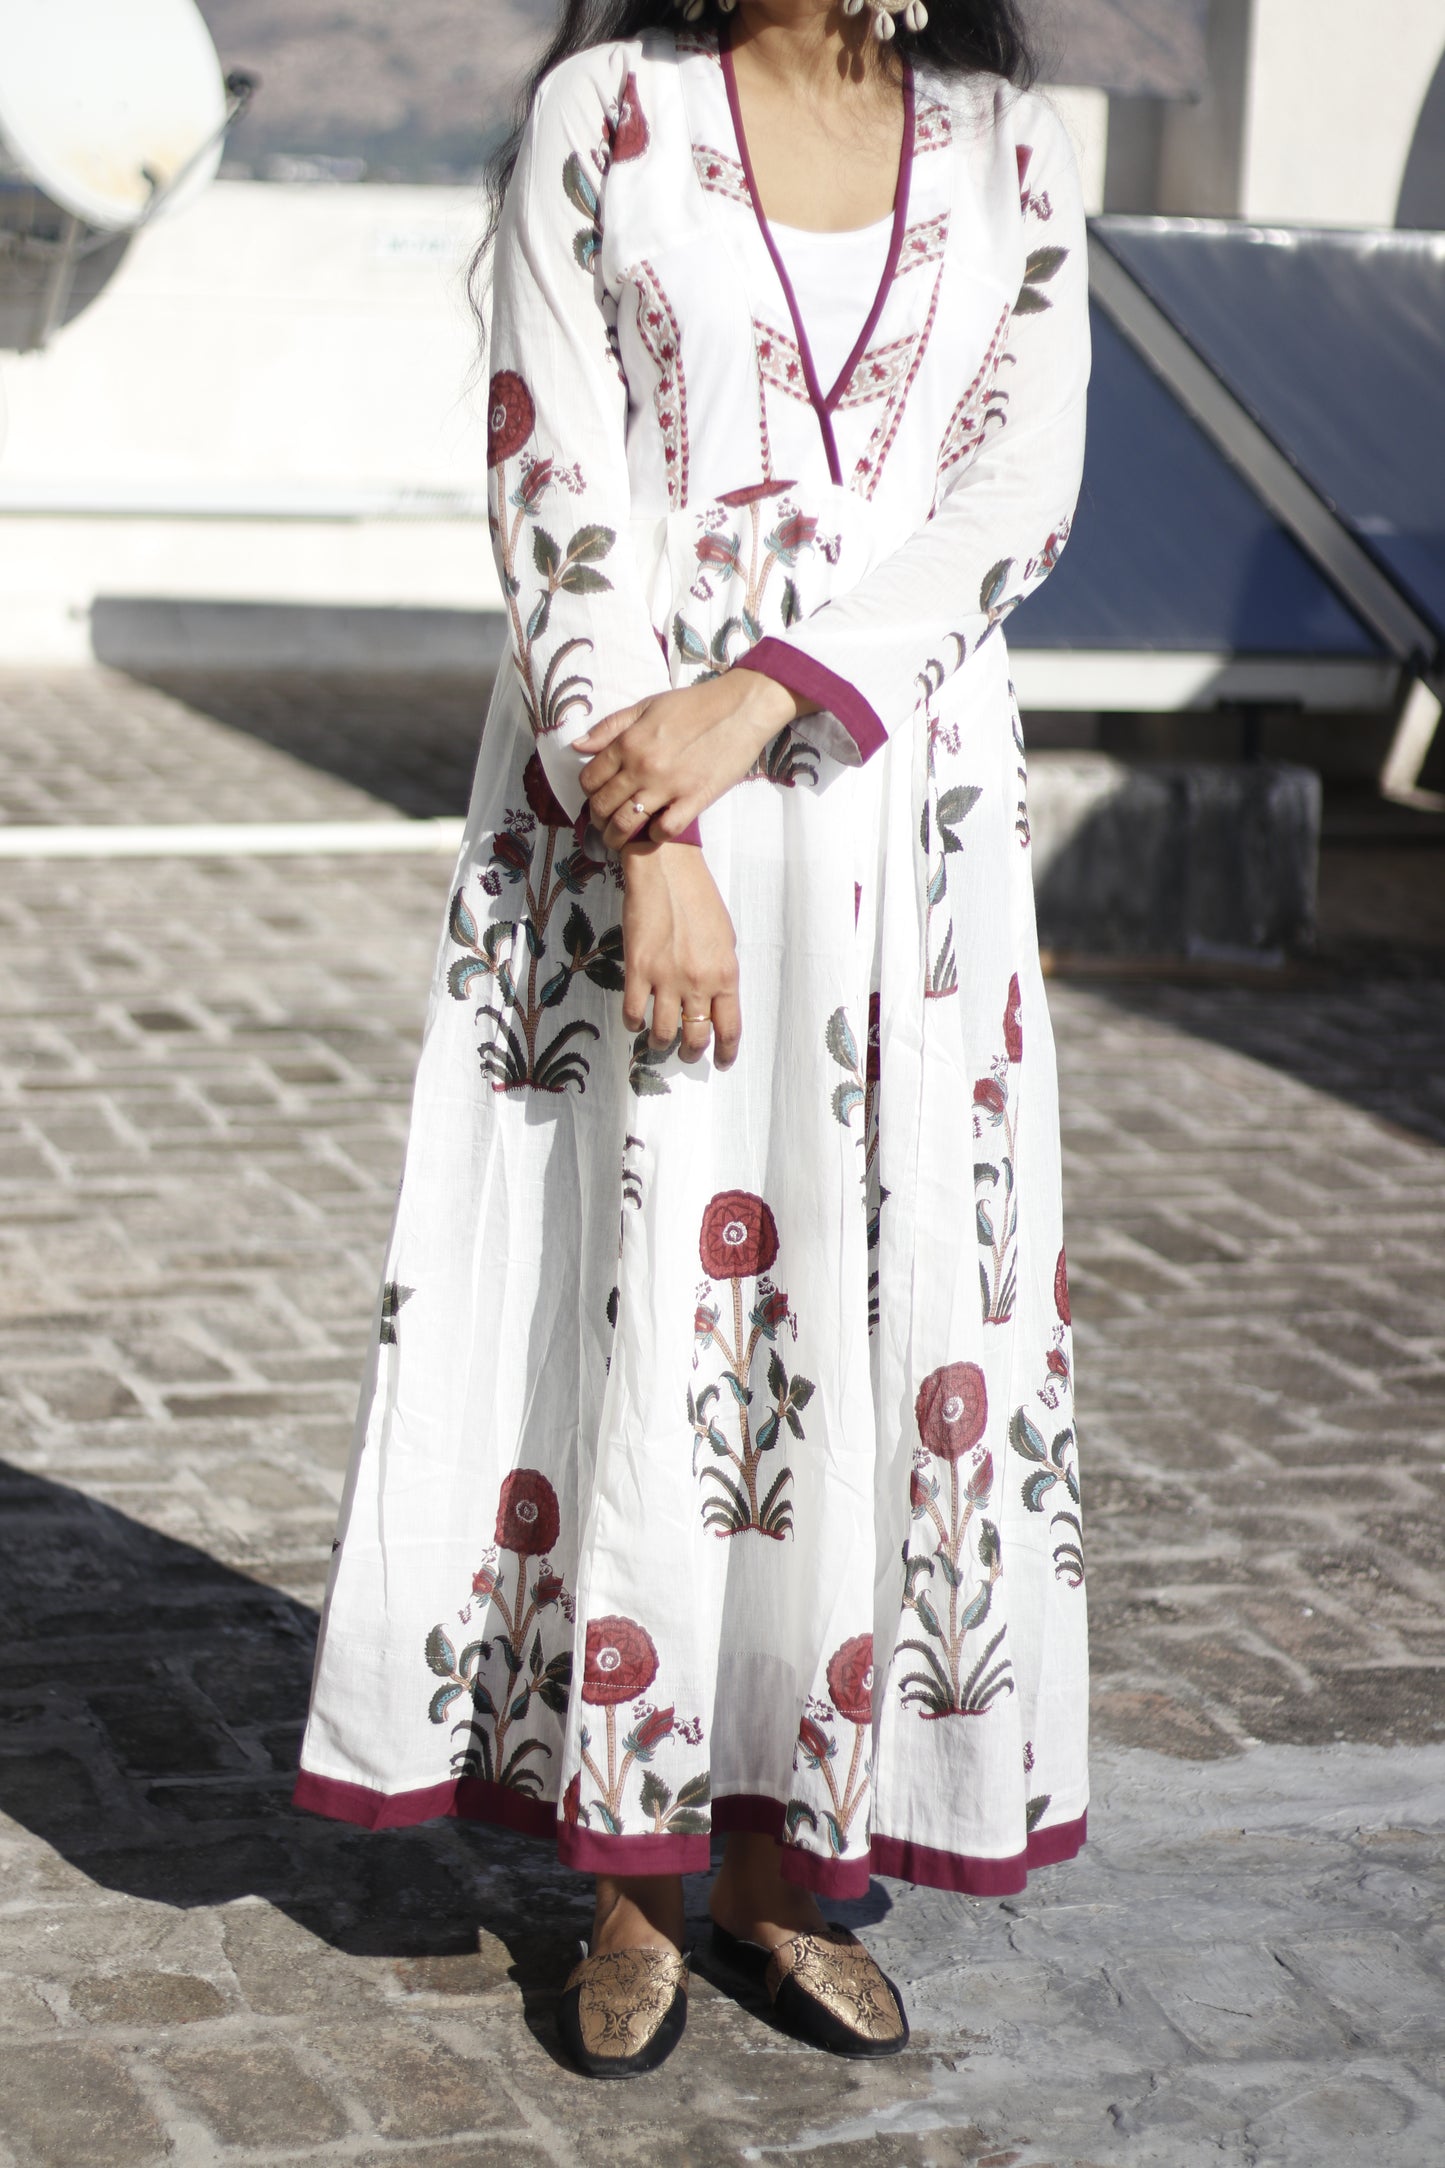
[477,1,1038,269]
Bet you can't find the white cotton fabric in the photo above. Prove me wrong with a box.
[297,28,1090,1896]
[770,215,895,397]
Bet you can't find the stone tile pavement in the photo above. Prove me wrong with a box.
[1,671,1443,2167]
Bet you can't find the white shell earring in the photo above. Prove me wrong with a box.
[860,0,929,37]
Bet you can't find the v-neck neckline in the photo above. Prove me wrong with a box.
[720,28,915,488]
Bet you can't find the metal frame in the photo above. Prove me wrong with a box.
[1088,227,1443,796]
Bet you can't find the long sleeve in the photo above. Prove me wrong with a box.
[485,52,673,823]
[743,100,1090,761]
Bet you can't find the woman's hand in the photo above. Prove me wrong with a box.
[622,838,742,1068]
[577,667,803,851]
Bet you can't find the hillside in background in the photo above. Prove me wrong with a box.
[198,0,1208,182]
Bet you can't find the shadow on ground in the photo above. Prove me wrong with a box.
[136,671,493,820]
[0,1455,889,2059]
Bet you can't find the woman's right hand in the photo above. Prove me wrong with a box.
[621,840,741,1068]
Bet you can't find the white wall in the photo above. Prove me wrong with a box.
[0,181,502,661]
[1161,0,1445,225]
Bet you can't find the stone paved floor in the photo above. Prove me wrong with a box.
[1,672,1444,2167]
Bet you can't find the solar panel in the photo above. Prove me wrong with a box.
[1014,305,1380,660]
[1092,218,1445,651]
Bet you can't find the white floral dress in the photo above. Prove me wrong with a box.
[295,26,1091,1898]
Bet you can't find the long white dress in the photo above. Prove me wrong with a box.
[295,25,1091,1899]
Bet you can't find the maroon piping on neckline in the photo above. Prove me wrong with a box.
[720,27,915,489]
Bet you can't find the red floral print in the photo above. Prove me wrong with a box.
[494,1468,561,1557]
[974,1077,1006,1116]
[1055,1246,1071,1326]
[582,1614,659,1706]
[798,1714,831,1764]
[562,1771,581,1827]
[699,1190,780,1280]
[826,1634,875,1726]
[516,457,553,510]
[718,478,796,507]
[1003,974,1023,1063]
[916,1361,988,1462]
[522,751,572,829]
[487,369,535,467]
[534,1568,565,1609]
[608,72,649,162]
[771,511,819,558]
[632,1704,675,1753]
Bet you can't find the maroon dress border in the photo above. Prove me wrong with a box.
[292,1767,1085,1900]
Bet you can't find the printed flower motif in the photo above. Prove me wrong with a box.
[967,1451,996,1505]
[798,1714,831,1764]
[717,478,796,507]
[494,1468,561,1558]
[1055,1247,1071,1326]
[608,72,649,162]
[768,512,819,563]
[562,1771,581,1827]
[699,1190,780,1281]
[826,1634,875,1726]
[696,530,744,574]
[487,369,535,467]
[1046,1347,1070,1381]
[533,1568,565,1609]
[631,1704,676,1753]
[470,1563,497,1600]
[909,1466,930,1514]
[759,1289,789,1332]
[515,457,553,510]
[582,1615,659,1706]
[916,1361,988,1462]
[974,1077,1007,1116]
[523,751,572,829]
[1003,974,1023,1063]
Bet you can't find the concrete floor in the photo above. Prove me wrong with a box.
[0,671,1443,2167]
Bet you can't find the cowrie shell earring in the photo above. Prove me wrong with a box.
[842,0,930,37]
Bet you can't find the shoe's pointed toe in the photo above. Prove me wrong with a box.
[557,1946,690,2079]
[711,1922,908,2058]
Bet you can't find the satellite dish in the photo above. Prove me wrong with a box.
[0,0,254,349]
[0,0,237,231]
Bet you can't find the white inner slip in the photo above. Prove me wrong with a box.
[770,214,894,396]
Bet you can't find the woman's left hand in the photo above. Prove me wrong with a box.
[576,667,802,851]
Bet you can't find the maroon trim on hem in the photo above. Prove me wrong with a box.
[721,28,915,487]
[557,1825,711,1877]
[292,1767,554,1839]
[712,1792,784,1838]
[739,642,888,763]
[779,1843,873,1899]
[293,1768,1085,1898]
[871,1810,1088,1897]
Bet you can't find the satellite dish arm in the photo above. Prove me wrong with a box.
[136,70,258,229]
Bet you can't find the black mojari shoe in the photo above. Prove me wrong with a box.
[711,1922,909,2057]
[556,1944,690,2079]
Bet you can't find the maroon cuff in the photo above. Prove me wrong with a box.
[741,640,888,763]
[647,813,703,847]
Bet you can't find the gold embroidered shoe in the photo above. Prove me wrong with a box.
[711,1923,908,2058]
[556,1944,690,2079]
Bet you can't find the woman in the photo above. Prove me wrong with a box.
[296,0,1090,2079]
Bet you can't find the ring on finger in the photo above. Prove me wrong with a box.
[630,798,646,818]
[682,1004,711,1026]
